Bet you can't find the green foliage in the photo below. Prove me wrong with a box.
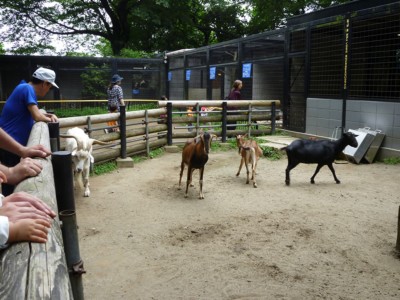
[93,161,118,176]
[80,63,109,100]
[0,44,5,55]
[210,139,236,151]
[260,145,283,161]
[55,106,107,118]
[149,147,165,158]
[383,157,400,165]
[131,148,165,163]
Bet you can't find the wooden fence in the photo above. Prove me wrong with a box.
[58,100,281,164]
[0,122,74,299]
[0,100,279,298]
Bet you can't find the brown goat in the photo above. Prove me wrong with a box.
[179,132,216,199]
[235,134,263,188]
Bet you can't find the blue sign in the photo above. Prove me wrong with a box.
[168,71,172,81]
[242,63,252,78]
[186,70,191,81]
[209,67,216,80]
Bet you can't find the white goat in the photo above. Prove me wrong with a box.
[235,134,263,188]
[60,127,108,197]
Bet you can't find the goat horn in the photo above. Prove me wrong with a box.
[91,139,110,145]
[60,134,84,149]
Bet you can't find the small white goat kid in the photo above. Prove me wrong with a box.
[60,127,108,197]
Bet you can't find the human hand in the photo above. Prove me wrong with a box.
[0,171,7,183]
[2,192,56,219]
[46,113,58,123]
[21,144,52,158]
[5,158,43,185]
[8,218,51,244]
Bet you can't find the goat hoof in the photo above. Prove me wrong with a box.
[184,194,188,198]
[336,180,341,184]
[253,184,257,188]
[285,181,290,186]
[236,173,240,177]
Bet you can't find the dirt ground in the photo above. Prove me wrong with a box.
[75,149,400,300]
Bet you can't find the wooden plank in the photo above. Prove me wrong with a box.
[0,122,73,299]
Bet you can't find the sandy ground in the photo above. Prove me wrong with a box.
[75,149,400,300]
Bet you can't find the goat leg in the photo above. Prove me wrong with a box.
[252,163,257,188]
[184,167,194,198]
[245,162,250,185]
[83,168,90,197]
[236,157,244,177]
[199,167,204,199]
[310,164,323,184]
[327,163,340,184]
[178,162,185,190]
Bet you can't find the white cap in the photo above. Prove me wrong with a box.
[32,67,59,89]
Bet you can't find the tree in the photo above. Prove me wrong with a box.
[0,0,353,56]
[0,0,249,56]
[246,0,352,34]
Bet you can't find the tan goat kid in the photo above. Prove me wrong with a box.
[235,134,263,188]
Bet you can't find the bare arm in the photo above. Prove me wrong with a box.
[27,104,58,123]
[0,128,51,158]
[0,158,43,185]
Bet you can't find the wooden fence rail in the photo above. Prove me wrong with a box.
[0,122,73,299]
[58,100,281,164]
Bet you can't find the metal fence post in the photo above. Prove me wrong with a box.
[271,102,276,135]
[48,122,60,152]
[222,101,227,142]
[120,105,127,159]
[52,151,75,212]
[145,110,150,156]
[248,104,252,137]
[86,117,92,137]
[52,151,85,299]
[167,102,173,145]
[59,210,86,300]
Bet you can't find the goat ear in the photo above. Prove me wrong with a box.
[71,149,77,156]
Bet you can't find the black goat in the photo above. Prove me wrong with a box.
[178,132,216,199]
[282,132,358,185]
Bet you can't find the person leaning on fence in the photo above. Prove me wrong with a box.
[226,79,242,131]
[0,191,56,249]
[0,67,59,196]
[105,74,125,134]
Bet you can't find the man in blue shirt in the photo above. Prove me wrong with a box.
[0,67,59,195]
